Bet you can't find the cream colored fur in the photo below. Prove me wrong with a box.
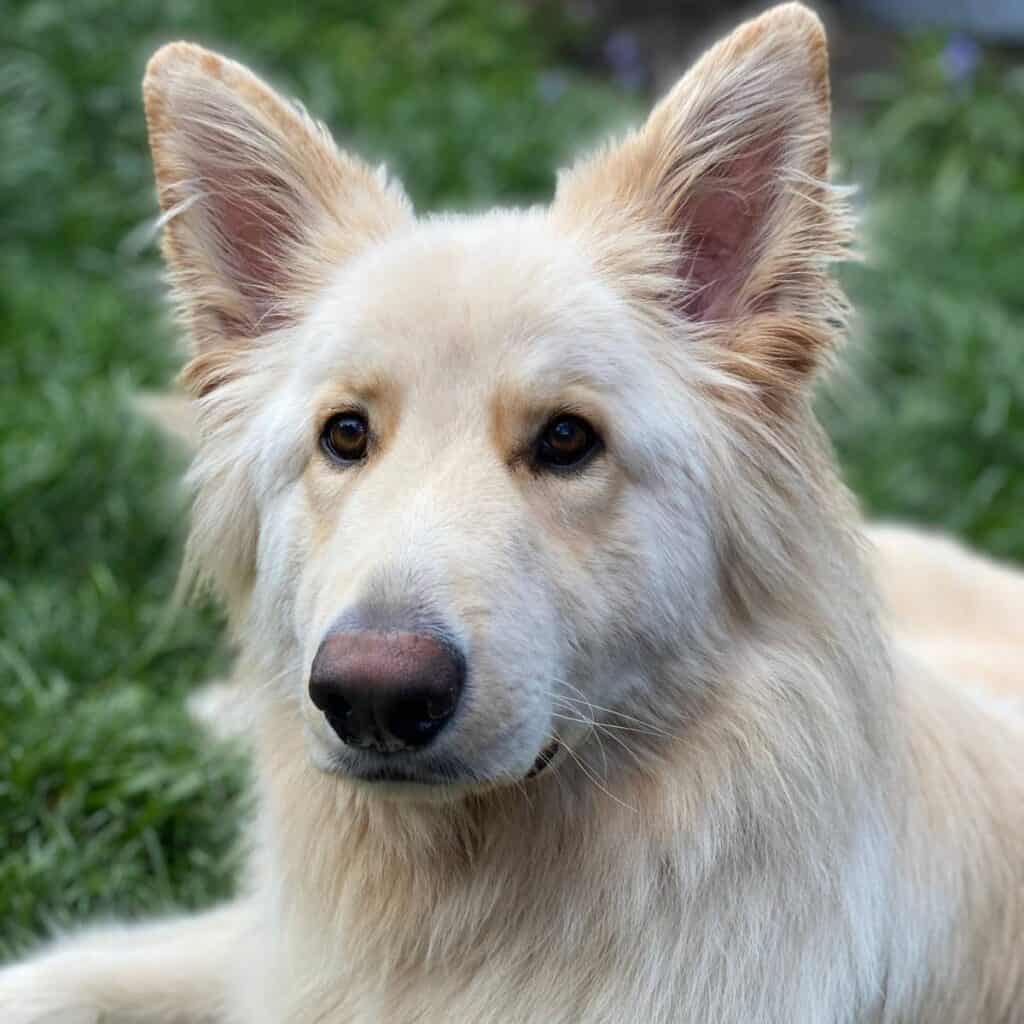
[2,6,1022,1022]
[869,523,1024,700]
[137,390,1024,722]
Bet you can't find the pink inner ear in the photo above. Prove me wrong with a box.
[203,165,302,337]
[673,143,781,323]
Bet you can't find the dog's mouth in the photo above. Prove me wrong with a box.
[524,738,561,780]
[319,737,564,790]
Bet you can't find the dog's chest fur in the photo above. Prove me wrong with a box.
[235,708,899,1023]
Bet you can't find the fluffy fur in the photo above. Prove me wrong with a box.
[2,6,1022,1021]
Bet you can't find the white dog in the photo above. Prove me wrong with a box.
[2,5,1021,1021]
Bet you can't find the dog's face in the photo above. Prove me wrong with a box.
[144,4,846,795]
[262,214,721,789]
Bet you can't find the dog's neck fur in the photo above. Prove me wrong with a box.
[251,697,890,1020]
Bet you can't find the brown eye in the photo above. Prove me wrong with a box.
[321,412,369,464]
[535,414,600,470]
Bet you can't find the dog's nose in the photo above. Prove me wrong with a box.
[308,630,465,753]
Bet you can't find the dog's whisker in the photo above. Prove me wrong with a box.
[549,709,641,765]
[553,691,676,740]
[551,703,661,736]
[591,725,636,758]
[554,687,656,725]
[551,701,649,761]
[549,711,594,728]
[551,696,672,740]
[559,741,638,814]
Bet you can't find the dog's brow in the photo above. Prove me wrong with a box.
[311,367,398,409]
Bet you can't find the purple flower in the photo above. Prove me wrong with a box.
[604,31,646,91]
[940,34,980,86]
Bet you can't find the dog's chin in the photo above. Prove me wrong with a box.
[344,774,484,804]
[309,738,566,803]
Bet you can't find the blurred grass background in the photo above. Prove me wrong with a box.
[1,0,1021,958]
[826,39,1024,552]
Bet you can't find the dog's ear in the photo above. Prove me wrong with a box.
[143,44,411,395]
[553,3,850,397]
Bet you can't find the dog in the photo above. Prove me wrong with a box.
[2,4,1021,1020]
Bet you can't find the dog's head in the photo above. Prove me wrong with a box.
[144,4,849,797]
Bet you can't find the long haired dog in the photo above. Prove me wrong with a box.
[2,5,1022,1021]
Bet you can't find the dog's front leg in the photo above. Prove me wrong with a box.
[0,900,253,1024]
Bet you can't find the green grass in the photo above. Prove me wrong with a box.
[823,41,1024,556]
[2,4,1022,959]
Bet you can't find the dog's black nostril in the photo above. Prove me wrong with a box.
[309,629,464,754]
[428,689,458,720]
[322,694,352,720]
[388,687,459,746]
[318,694,356,746]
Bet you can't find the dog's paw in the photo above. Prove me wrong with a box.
[0,963,99,1024]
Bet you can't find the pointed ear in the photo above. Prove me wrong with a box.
[143,43,412,395]
[552,3,850,395]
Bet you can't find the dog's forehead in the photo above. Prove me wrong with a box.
[304,210,634,385]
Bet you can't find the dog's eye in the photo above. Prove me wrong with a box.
[535,415,600,470]
[321,412,369,464]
